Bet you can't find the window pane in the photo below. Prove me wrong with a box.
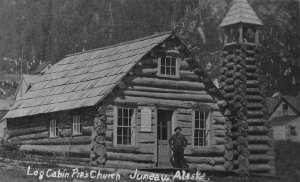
[161,65,165,74]
[117,136,122,144]
[171,58,176,66]
[166,66,170,75]
[161,58,165,66]
[166,57,170,66]
[171,67,176,75]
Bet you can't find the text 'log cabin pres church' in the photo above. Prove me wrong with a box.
[4,0,275,175]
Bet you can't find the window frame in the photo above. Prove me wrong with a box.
[282,103,289,116]
[157,56,179,78]
[113,106,137,147]
[72,115,82,136]
[289,125,296,136]
[49,119,58,138]
[192,110,211,148]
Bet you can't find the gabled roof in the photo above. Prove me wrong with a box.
[5,32,173,119]
[220,0,263,27]
[269,96,300,116]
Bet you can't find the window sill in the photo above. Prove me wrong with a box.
[157,74,180,79]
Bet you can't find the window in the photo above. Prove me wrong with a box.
[283,103,288,116]
[73,115,82,135]
[158,56,179,77]
[49,119,58,138]
[289,126,296,136]
[194,111,209,146]
[115,108,136,146]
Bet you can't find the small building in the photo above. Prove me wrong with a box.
[4,32,230,171]
[269,96,300,142]
[0,99,15,139]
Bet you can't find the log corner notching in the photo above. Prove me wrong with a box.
[90,106,107,166]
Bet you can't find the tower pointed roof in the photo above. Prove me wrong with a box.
[220,0,263,27]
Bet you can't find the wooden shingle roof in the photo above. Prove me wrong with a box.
[5,32,173,119]
[220,0,263,27]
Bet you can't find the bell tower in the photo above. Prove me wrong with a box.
[219,0,274,174]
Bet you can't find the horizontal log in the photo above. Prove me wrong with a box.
[107,152,154,162]
[213,137,226,145]
[246,88,261,94]
[213,130,226,137]
[177,114,192,122]
[138,143,155,154]
[137,133,155,143]
[177,121,192,128]
[106,160,153,169]
[189,146,225,156]
[246,80,259,88]
[248,164,272,173]
[246,65,258,72]
[247,119,266,126]
[7,125,48,138]
[125,86,207,95]
[180,71,200,81]
[177,108,192,114]
[114,96,218,110]
[248,135,272,144]
[184,156,225,165]
[247,126,270,135]
[10,131,49,142]
[123,90,215,103]
[20,144,90,156]
[124,77,206,91]
[248,144,270,153]
[247,103,263,110]
[188,163,225,171]
[246,95,263,102]
[247,111,264,118]
[20,136,91,145]
[213,117,226,125]
[248,154,274,163]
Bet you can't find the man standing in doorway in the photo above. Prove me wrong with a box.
[168,127,188,168]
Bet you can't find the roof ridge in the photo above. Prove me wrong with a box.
[66,31,173,58]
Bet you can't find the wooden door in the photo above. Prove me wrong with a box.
[157,109,173,167]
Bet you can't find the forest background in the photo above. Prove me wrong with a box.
[0,0,299,99]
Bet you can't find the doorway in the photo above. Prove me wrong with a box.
[157,109,173,167]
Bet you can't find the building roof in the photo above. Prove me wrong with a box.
[5,32,173,119]
[270,116,299,126]
[220,0,263,27]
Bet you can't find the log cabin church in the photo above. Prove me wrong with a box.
[4,32,229,171]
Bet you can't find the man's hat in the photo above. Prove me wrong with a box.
[174,127,182,132]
